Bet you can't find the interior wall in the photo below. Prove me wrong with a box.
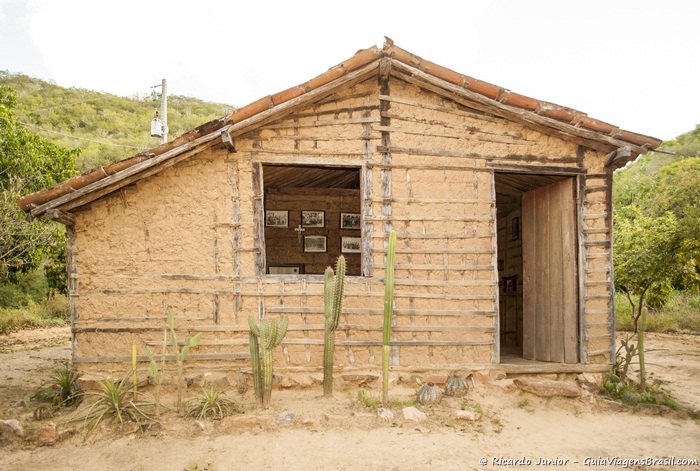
[496,207,523,353]
[264,187,362,275]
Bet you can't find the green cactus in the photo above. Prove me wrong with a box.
[444,374,468,397]
[248,316,288,408]
[323,256,346,396]
[382,231,396,404]
[167,311,203,408]
[417,381,442,405]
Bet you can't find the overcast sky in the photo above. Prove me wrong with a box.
[1,0,698,142]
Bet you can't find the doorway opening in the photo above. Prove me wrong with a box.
[495,172,579,364]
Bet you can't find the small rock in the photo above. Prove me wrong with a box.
[301,418,315,427]
[322,412,346,423]
[513,378,581,397]
[377,408,394,421]
[276,411,296,424]
[453,409,480,421]
[0,419,25,437]
[402,406,427,422]
[37,422,58,445]
[58,429,75,441]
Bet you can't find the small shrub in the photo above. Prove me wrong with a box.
[185,388,239,420]
[68,372,154,437]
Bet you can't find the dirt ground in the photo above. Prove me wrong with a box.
[0,327,698,471]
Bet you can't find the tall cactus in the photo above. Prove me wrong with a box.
[323,255,346,396]
[382,231,396,404]
[248,316,288,408]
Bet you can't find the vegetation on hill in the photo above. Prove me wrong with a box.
[0,71,235,173]
[613,124,700,334]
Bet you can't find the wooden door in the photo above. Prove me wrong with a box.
[521,178,578,363]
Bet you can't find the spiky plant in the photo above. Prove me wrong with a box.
[323,255,346,396]
[248,316,289,408]
[382,231,396,404]
[69,372,154,438]
[445,374,468,397]
[185,387,239,420]
[167,312,203,407]
[416,381,442,405]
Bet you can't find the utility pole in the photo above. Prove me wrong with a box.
[160,78,168,144]
[150,78,168,144]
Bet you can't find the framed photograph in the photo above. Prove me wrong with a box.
[511,216,520,241]
[340,212,361,230]
[266,210,288,227]
[341,236,361,253]
[268,264,304,275]
[498,259,504,272]
[304,235,326,253]
[301,210,325,228]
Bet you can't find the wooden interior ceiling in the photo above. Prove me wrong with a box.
[263,165,360,189]
[495,173,568,216]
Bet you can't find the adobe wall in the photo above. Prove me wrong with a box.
[69,75,614,382]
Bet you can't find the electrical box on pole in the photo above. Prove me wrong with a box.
[149,79,168,143]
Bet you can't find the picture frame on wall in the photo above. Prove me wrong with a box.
[341,236,361,253]
[304,235,327,253]
[265,210,288,228]
[340,212,361,230]
[267,264,304,275]
[301,210,325,228]
[511,216,520,241]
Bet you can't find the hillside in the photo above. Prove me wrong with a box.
[0,71,235,173]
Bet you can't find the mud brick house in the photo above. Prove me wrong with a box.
[18,40,662,383]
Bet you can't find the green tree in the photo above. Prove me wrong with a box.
[0,85,78,281]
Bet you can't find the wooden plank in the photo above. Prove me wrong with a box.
[561,179,579,363]
[376,145,580,164]
[251,162,266,275]
[549,180,565,363]
[266,307,496,317]
[73,353,250,363]
[371,263,494,271]
[521,186,536,360]
[259,117,379,130]
[366,162,493,173]
[373,125,530,145]
[486,163,586,175]
[45,209,75,225]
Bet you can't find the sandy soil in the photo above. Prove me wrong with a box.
[0,327,698,471]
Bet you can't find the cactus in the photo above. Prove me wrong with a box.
[445,374,468,397]
[417,382,442,405]
[248,316,288,408]
[323,256,346,396]
[167,311,203,407]
[382,231,396,404]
